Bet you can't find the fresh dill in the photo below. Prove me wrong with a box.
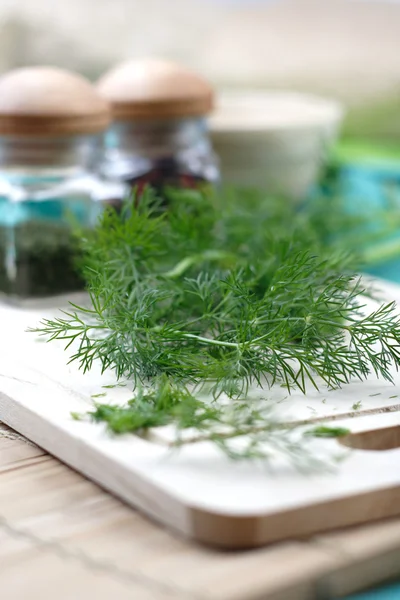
[304,426,350,438]
[32,186,400,462]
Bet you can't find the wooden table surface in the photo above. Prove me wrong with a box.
[1,421,399,600]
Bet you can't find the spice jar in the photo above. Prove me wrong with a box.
[0,66,124,302]
[97,58,219,196]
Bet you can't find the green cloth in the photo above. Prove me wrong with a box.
[334,139,400,167]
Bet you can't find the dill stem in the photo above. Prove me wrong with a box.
[172,403,400,448]
[181,333,239,348]
[362,238,400,267]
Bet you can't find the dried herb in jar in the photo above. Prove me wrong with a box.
[0,220,84,298]
[97,58,219,200]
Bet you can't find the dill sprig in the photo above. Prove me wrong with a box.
[71,376,345,468]
[32,187,400,461]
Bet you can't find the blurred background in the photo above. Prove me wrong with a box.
[0,0,399,283]
[0,0,398,140]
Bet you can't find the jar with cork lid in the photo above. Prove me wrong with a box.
[0,66,125,302]
[96,58,219,197]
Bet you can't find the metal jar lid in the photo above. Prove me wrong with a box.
[97,58,214,121]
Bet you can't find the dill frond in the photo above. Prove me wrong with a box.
[32,186,400,463]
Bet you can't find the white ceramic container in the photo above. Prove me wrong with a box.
[209,90,344,199]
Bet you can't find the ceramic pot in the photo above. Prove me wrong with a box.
[209,90,344,199]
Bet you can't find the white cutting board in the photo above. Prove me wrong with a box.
[0,279,399,549]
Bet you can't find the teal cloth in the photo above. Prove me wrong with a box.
[0,173,99,228]
[314,158,400,284]
[343,583,400,599]
[339,161,400,284]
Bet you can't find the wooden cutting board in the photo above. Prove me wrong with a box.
[0,279,399,549]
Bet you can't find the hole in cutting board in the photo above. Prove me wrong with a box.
[339,426,400,451]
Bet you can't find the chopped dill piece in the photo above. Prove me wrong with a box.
[305,426,350,438]
[71,412,83,421]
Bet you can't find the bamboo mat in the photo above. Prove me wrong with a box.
[1,422,399,600]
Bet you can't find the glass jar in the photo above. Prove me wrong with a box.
[0,136,124,300]
[97,59,219,197]
[102,117,219,194]
[0,66,124,302]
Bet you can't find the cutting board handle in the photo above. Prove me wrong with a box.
[340,426,400,451]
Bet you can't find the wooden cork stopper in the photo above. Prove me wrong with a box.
[97,58,214,120]
[0,67,111,136]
